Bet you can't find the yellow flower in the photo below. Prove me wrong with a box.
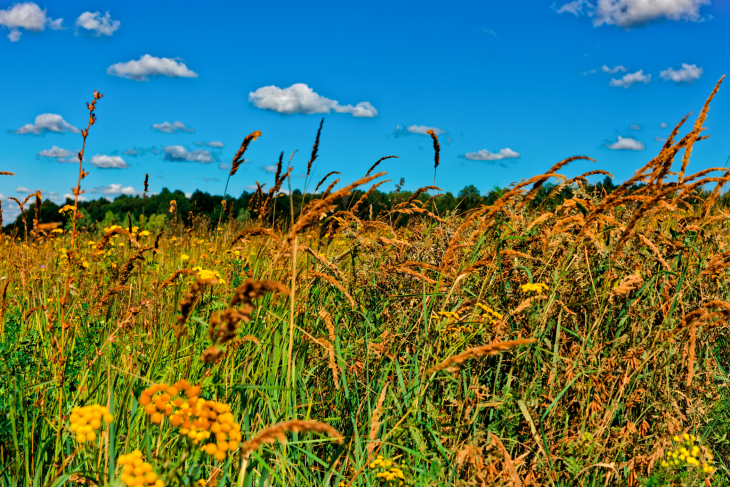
[521,282,549,294]
[52,228,64,234]
[139,231,151,237]
[59,205,76,213]
[181,254,190,261]
[82,262,89,269]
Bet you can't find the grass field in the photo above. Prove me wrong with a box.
[2,79,730,486]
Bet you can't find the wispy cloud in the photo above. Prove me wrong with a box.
[16,186,32,193]
[204,140,224,148]
[655,136,667,142]
[263,165,277,174]
[629,124,641,130]
[90,154,129,169]
[75,11,120,36]
[163,145,213,163]
[609,70,650,88]
[660,122,668,129]
[38,145,75,161]
[554,0,711,27]
[394,124,446,137]
[660,63,703,83]
[152,121,194,134]
[606,135,645,150]
[0,2,62,42]
[464,148,521,161]
[88,184,136,195]
[107,54,199,82]
[602,65,626,73]
[11,113,79,135]
[249,83,377,117]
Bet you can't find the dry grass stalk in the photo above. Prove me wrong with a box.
[99,286,132,306]
[260,167,293,220]
[391,206,445,223]
[378,236,412,248]
[391,266,438,285]
[395,186,442,208]
[319,310,340,389]
[314,171,341,193]
[509,296,546,317]
[321,178,341,198]
[679,76,724,182]
[142,173,149,198]
[489,434,522,487]
[426,130,440,171]
[307,118,324,176]
[229,279,291,308]
[518,156,595,209]
[0,279,9,324]
[637,234,672,272]
[31,191,42,239]
[118,247,154,285]
[285,172,386,246]
[300,246,346,282]
[611,275,643,297]
[366,156,398,177]
[686,326,696,389]
[440,207,489,272]
[25,306,43,321]
[175,278,218,337]
[351,179,391,214]
[230,228,283,248]
[524,212,554,232]
[311,272,355,308]
[158,269,196,289]
[367,382,389,455]
[427,338,535,374]
[274,151,284,183]
[323,211,362,238]
[240,420,343,460]
[96,227,139,250]
[230,130,262,177]
[0,171,15,175]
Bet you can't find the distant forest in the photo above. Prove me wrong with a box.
[0,175,661,234]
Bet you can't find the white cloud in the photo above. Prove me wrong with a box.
[249,83,378,117]
[205,140,224,148]
[607,135,645,150]
[263,165,277,174]
[63,193,87,201]
[395,125,447,137]
[464,148,521,161]
[602,65,626,73]
[0,2,62,42]
[88,184,135,196]
[16,186,31,193]
[609,70,650,88]
[185,192,192,198]
[107,54,199,82]
[660,122,668,128]
[163,145,213,163]
[655,136,668,142]
[629,123,642,130]
[38,145,75,160]
[245,184,258,191]
[219,163,230,170]
[580,69,597,75]
[90,154,129,169]
[555,0,595,15]
[554,0,710,27]
[660,63,703,83]
[75,11,120,36]
[123,148,138,156]
[152,121,194,133]
[12,113,79,135]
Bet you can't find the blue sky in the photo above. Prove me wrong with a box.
[1,0,729,222]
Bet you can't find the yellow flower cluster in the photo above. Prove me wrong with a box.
[68,404,113,443]
[104,225,122,233]
[475,303,503,324]
[58,205,76,213]
[660,433,714,474]
[435,311,460,321]
[521,282,549,294]
[369,456,405,485]
[139,381,242,462]
[118,450,164,487]
[191,266,226,285]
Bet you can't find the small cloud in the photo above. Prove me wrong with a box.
[580,69,597,75]
[193,141,202,146]
[38,145,75,160]
[655,136,667,142]
[90,154,129,169]
[629,124,641,130]
[263,165,277,174]
[88,184,136,195]
[249,83,377,117]
[660,122,668,129]
[203,177,221,183]
[464,148,521,161]
[205,140,224,148]
[660,63,703,83]
[219,163,230,170]
[0,2,63,42]
[394,124,447,137]
[123,148,138,156]
[245,184,257,191]
[554,0,594,16]
[75,11,120,36]
[163,145,213,163]
[482,27,497,36]
[63,193,87,201]
[152,121,194,134]
[609,70,650,88]
[602,65,626,73]
[16,186,31,193]
[107,54,199,82]
[11,113,79,135]
[607,135,645,151]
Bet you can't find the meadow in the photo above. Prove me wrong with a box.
[1,77,730,486]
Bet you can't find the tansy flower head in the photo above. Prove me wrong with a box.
[118,450,164,487]
[68,404,113,444]
[521,283,549,294]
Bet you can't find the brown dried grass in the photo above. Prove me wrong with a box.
[427,338,535,374]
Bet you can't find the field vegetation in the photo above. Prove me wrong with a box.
[1,78,730,486]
